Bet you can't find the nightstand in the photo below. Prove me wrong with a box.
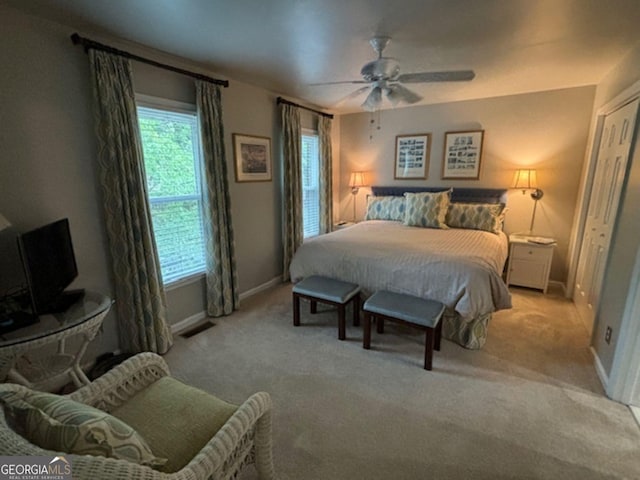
[333,221,355,231]
[506,235,556,293]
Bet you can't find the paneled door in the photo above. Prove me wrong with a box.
[574,99,639,333]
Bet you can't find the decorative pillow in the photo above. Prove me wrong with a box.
[403,190,451,229]
[364,195,406,221]
[445,202,506,234]
[0,389,166,468]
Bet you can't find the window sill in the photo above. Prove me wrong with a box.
[164,271,206,292]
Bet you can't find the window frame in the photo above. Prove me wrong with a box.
[135,94,207,289]
[301,128,321,239]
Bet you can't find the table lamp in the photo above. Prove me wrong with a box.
[512,169,544,233]
[348,172,367,221]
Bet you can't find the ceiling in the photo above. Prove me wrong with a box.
[5,0,640,113]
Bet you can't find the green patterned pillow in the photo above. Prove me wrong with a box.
[445,202,506,234]
[403,190,451,228]
[364,196,406,221]
[0,389,166,468]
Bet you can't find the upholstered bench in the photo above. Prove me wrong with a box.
[292,276,361,340]
[363,291,445,370]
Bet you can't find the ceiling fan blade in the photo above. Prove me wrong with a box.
[334,86,371,106]
[397,70,476,83]
[362,87,382,112]
[386,84,422,105]
[309,80,369,86]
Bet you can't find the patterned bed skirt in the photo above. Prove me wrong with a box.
[441,309,492,350]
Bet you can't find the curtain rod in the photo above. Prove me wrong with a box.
[70,33,229,88]
[277,97,334,119]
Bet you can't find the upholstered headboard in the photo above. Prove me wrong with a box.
[370,186,507,204]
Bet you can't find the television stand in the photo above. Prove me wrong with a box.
[41,289,86,314]
[0,311,39,335]
[0,291,112,391]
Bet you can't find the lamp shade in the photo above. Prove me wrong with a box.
[348,172,367,189]
[512,169,538,190]
[0,213,11,232]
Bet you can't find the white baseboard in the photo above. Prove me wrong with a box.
[171,311,208,334]
[548,280,567,296]
[170,275,283,334]
[591,346,610,393]
[239,275,282,301]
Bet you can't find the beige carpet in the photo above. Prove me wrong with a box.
[164,284,640,479]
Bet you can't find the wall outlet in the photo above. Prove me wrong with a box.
[605,326,612,344]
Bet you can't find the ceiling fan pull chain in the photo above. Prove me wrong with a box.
[369,109,382,141]
[369,112,375,141]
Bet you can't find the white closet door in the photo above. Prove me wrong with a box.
[574,99,639,332]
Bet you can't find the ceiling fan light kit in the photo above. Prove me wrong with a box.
[363,87,383,111]
[314,36,475,112]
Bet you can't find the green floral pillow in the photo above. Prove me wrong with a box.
[445,202,506,234]
[403,190,451,229]
[364,196,406,221]
[0,388,166,468]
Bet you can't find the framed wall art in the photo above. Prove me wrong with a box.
[394,133,431,179]
[442,130,484,180]
[232,133,272,182]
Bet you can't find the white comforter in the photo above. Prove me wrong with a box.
[289,220,512,319]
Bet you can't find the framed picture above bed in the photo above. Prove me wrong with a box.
[232,133,272,182]
[394,133,431,179]
[442,130,484,180]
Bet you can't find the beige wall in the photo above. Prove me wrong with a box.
[589,43,640,375]
[0,5,118,356]
[339,87,595,284]
[0,6,339,360]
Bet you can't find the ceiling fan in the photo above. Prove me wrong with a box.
[313,36,475,111]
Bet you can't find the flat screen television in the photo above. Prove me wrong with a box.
[18,219,83,315]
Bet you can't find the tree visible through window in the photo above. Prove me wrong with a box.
[137,105,206,284]
[301,132,320,238]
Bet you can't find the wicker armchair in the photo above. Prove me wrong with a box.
[0,352,277,480]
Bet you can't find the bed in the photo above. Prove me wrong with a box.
[289,187,512,349]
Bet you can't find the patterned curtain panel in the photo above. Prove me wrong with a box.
[318,115,333,234]
[196,81,239,316]
[88,50,173,354]
[281,104,303,281]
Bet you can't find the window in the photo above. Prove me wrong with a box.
[137,103,206,285]
[301,132,320,238]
